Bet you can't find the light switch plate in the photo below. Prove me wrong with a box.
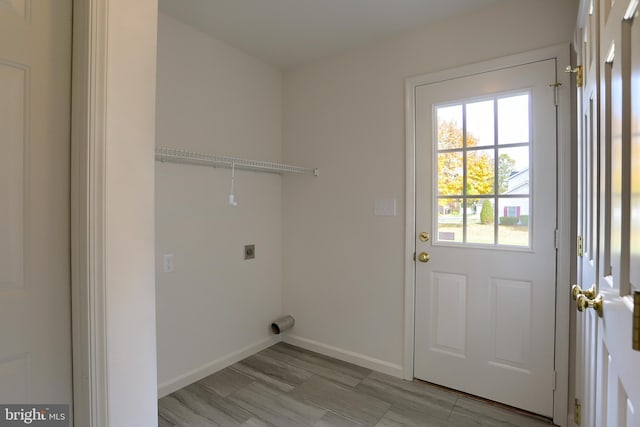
[374,199,396,216]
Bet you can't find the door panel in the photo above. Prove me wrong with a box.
[574,0,640,425]
[414,59,558,417]
[0,1,72,403]
[489,278,532,371]
[430,272,467,357]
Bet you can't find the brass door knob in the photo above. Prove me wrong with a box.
[571,284,596,301]
[576,294,603,317]
[417,252,430,263]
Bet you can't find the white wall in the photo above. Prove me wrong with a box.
[155,13,284,395]
[104,0,159,425]
[282,0,577,375]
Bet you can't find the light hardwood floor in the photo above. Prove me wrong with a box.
[158,342,556,426]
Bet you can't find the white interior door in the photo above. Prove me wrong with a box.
[0,1,72,403]
[573,0,640,425]
[573,4,601,424]
[414,59,558,417]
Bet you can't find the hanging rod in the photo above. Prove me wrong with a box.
[155,147,319,176]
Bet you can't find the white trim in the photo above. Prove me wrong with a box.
[577,0,591,28]
[157,336,282,398]
[284,335,405,378]
[404,44,571,427]
[405,45,570,89]
[71,0,109,425]
[403,75,417,381]
[554,45,572,427]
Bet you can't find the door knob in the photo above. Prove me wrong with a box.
[417,252,430,263]
[571,284,596,301]
[576,294,603,317]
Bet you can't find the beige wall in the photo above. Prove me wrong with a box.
[155,13,284,395]
[104,0,159,425]
[282,0,577,373]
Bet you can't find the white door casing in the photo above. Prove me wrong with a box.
[0,0,73,403]
[71,0,159,425]
[70,0,111,424]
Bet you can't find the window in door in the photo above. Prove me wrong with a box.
[434,92,532,248]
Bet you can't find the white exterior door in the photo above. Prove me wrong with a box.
[573,0,640,426]
[414,59,559,417]
[0,1,72,403]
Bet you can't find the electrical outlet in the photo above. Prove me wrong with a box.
[244,245,255,260]
[163,254,174,272]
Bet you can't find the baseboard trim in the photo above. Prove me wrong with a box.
[283,335,404,378]
[157,335,282,398]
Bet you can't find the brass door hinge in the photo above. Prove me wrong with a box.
[574,399,582,425]
[566,65,583,88]
[633,291,640,351]
[577,235,584,257]
[549,82,561,106]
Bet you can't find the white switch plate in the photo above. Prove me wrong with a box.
[374,199,396,216]
[163,254,174,273]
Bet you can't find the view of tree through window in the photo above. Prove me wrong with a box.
[434,93,531,247]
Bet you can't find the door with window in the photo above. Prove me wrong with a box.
[414,59,558,416]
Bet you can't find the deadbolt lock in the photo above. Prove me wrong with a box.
[419,232,430,242]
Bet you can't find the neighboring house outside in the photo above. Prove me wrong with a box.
[502,168,530,220]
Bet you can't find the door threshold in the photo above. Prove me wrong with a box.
[412,378,554,424]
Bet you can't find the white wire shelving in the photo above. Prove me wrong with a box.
[155,147,319,176]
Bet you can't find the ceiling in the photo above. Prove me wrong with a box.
[158,0,517,70]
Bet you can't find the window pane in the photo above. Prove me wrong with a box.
[498,197,530,246]
[467,198,495,244]
[466,100,495,147]
[498,146,530,195]
[437,105,463,149]
[438,151,463,195]
[498,94,529,144]
[433,93,534,250]
[467,149,495,195]
[437,198,463,242]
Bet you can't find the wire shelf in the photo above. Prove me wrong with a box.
[155,147,319,176]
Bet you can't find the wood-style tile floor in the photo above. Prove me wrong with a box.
[158,342,556,427]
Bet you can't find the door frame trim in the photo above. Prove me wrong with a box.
[70,0,110,425]
[403,44,572,426]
